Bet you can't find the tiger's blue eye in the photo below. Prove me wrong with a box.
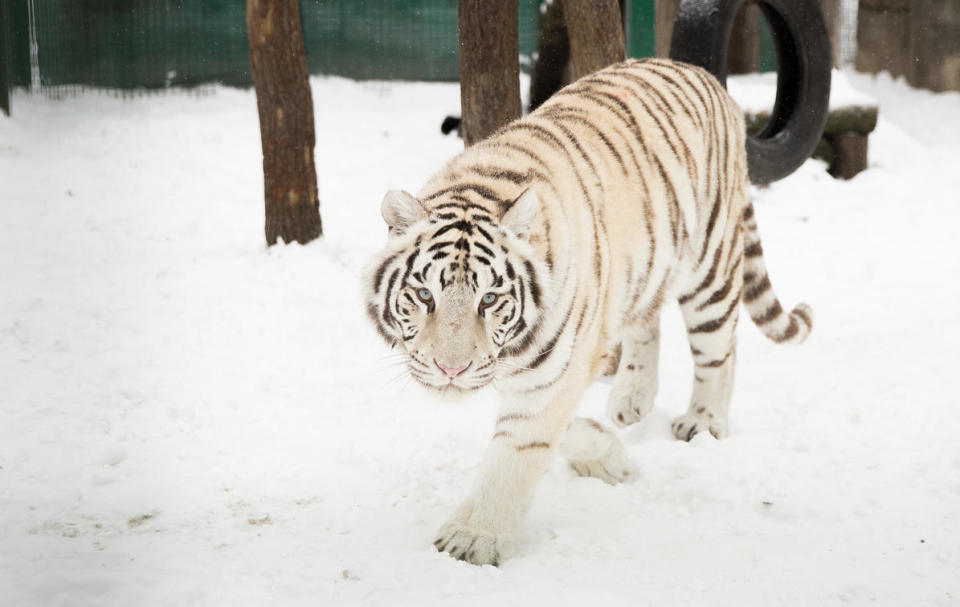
[481,293,497,306]
[417,288,433,302]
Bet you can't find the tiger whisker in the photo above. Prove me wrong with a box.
[396,375,415,395]
[380,354,412,364]
[380,360,412,372]
[496,343,561,364]
[494,360,536,372]
[385,369,412,388]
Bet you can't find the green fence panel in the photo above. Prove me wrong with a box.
[627,0,656,60]
[12,0,757,92]
[19,0,550,90]
[301,1,458,82]
[31,0,249,89]
[1,0,9,113]
[759,15,777,72]
[8,0,30,87]
[300,0,540,81]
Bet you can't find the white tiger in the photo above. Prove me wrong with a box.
[364,58,811,566]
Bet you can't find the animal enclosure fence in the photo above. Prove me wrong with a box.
[2,0,685,97]
[4,0,547,95]
[0,0,869,103]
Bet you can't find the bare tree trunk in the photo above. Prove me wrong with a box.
[655,0,681,58]
[247,0,322,245]
[859,0,960,92]
[856,0,910,78]
[661,0,760,73]
[727,3,760,74]
[563,0,625,79]
[458,0,521,146]
[528,0,570,112]
[819,0,841,67]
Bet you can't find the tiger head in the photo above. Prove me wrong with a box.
[364,188,549,392]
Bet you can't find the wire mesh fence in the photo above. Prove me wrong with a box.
[1,0,834,102]
[5,0,549,97]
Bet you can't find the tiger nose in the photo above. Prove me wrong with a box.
[436,361,468,377]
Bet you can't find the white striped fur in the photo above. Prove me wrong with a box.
[364,58,811,566]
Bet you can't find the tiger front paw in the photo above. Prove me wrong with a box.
[559,418,633,485]
[433,520,516,567]
[607,384,656,427]
[671,412,727,441]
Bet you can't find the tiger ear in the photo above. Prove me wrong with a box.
[501,188,539,239]
[381,190,427,234]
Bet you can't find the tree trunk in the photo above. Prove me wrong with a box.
[819,0,841,67]
[528,0,570,112]
[247,0,322,245]
[908,0,960,92]
[655,0,681,58]
[727,3,760,75]
[563,0,625,80]
[856,0,909,78]
[458,0,522,147]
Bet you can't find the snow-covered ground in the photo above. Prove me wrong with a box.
[1,70,959,606]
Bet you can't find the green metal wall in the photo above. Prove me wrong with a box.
[5,0,547,90]
[626,0,656,60]
[26,1,251,89]
[301,0,542,81]
[1,0,772,92]
[7,0,31,87]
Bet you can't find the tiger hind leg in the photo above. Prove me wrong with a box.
[558,418,632,485]
[673,252,744,441]
[606,321,660,428]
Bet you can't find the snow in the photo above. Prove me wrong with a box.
[2,71,960,606]
[728,69,878,113]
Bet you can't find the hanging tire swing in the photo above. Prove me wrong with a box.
[669,0,832,185]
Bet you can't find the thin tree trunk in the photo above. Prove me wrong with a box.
[528,0,570,112]
[655,0,681,58]
[247,0,322,245]
[819,0,841,68]
[458,0,521,146]
[563,0,625,79]
[727,3,760,75]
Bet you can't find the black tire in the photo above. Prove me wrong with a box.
[669,0,832,185]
